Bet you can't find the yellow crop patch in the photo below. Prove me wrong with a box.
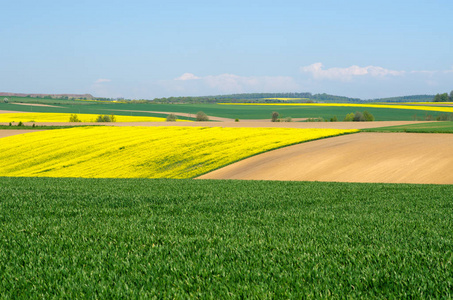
[0,126,357,179]
[218,103,453,113]
[263,98,310,101]
[0,113,189,123]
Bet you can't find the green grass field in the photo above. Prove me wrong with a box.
[1,177,452,298]
[1,97,450,121]
[363,121,453,133]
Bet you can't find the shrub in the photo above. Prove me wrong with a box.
[363,111,375,121]
[196,111,209,121]
[282,117,292,122]
[436,113,453,121]
[3,98,8,103]
[330,116,338,122]
[306,117,324,122]
[353,111,365,122]
[235,118,239,122]
[69,114,81,122]
[17,121,23,127]
[8,122,12,126]
[344,113,355,122]
[95,115,116,122]
[166,114,177,122]
[271,112,279,122]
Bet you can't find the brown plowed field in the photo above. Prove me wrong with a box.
[197,132,453,184]
[0,110,26,114]
[0,130,44,138]
[11,103,63,108]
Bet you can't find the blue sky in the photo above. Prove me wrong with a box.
[1,0,452,99]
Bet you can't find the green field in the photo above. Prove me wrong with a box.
[1,177,452,298]
[363,121,453,133]
[0,97,450,121]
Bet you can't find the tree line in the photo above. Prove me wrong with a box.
[433,91,453,102]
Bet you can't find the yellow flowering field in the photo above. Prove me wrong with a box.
[218,103,453,113]
[0,113,188,123]
[263,98,310,101]
[0,126,357,178]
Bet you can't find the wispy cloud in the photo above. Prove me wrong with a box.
[94,78,112,83]
[175,73,201,81]
[300,63,405,81]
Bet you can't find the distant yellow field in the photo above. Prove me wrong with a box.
[399,102,453,105]
[263,98,310,101]
[219,103,453,113]
[0,113,188,123]
[0,126,357,178]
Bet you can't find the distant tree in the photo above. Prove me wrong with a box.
[362,111,375,121]
[69,114,81,122]
[433,93,449,102]
[195,111,209,121]
[344,113,355,121]
[450,90,453,101]
[353,111,365,122]
[166,113,177,122]
[271,111,279,122]
[95,114,116,122]
[330,116,338,122]
[3,98,8,103]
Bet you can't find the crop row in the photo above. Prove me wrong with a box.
[0,177,452,298]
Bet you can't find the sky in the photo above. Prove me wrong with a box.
[1,0,452,100]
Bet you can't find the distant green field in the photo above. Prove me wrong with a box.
[0,97,450,121]
[1,96,89,105]
[1,177,452,298]
[363,121,453,133]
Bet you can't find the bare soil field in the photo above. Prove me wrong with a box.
[112,109,236,122]
[11,103,63,108]
[198,132,453,184]
[0,121,430,129]
[0,110,28,114]
[112,109,310,122]
[0,130,44,138]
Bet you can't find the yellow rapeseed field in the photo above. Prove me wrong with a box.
[0,113,188,123]
[0,126,357,178]
[218,103,453,113]
[263,98,310,101]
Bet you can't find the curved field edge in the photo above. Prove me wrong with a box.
[0,126,357,179]
[0,177,452,298]
[194,129,358,178]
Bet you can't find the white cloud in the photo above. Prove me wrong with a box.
[95,78,112,83]
[300,63,405,81]
[175,73,200,81]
